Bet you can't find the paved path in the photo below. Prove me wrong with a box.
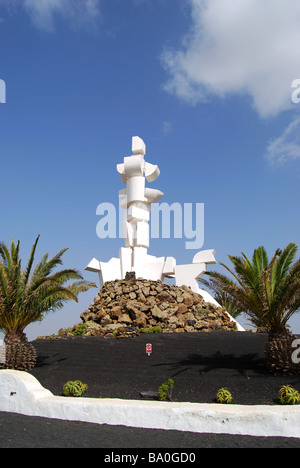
[1,411,300,448]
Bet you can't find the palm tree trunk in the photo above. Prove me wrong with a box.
[3,330,37,371]
[265,328,300,375]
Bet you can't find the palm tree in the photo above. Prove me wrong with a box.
[0,235,96,371]
[199,280,244,320]
[199,243,300,375]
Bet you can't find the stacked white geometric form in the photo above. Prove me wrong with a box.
[85,136,245,331]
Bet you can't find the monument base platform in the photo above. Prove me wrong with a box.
[80,277,240,337]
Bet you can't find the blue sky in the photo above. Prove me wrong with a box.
[0,0,300,339]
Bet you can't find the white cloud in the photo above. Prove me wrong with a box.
[0,0,101,31]
[265,116,300,165]
[161,0,300,118]
[162,121,173,136]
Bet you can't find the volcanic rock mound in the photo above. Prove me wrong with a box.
[80,277,237,337]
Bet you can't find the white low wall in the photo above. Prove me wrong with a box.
[0,369,300,438]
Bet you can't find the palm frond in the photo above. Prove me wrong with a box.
[276,243,298,283]
[67,280,97,295]
[23,234,40,287]
[251,246,269,275]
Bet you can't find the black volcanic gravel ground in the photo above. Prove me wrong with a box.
[1,331,300,448]
[30,331,300,405]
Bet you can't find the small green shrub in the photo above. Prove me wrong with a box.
[72,323,88,336]
[216,387,233,404]
[140,326,162,334]
[158,379,174,401]
[63,380,88,397]
[58,327,72,336]
[278,385,300,405]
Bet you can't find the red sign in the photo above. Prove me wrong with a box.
[146,343,152,356]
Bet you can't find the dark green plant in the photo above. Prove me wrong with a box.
[0,235,96,371]
[278,385,300,405]
[200,287,244,319]
[72,323,88,336]
[140,326,162,334]
[63,380,88,397]
[158,378,174,401]
[58,327,72,336]
[200,243,300,375]
[214,291,244,319]
[216,387,233,404]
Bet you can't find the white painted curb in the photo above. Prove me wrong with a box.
[1,369,300,438]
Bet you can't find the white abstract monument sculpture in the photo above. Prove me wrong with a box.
[86,136,244,331]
